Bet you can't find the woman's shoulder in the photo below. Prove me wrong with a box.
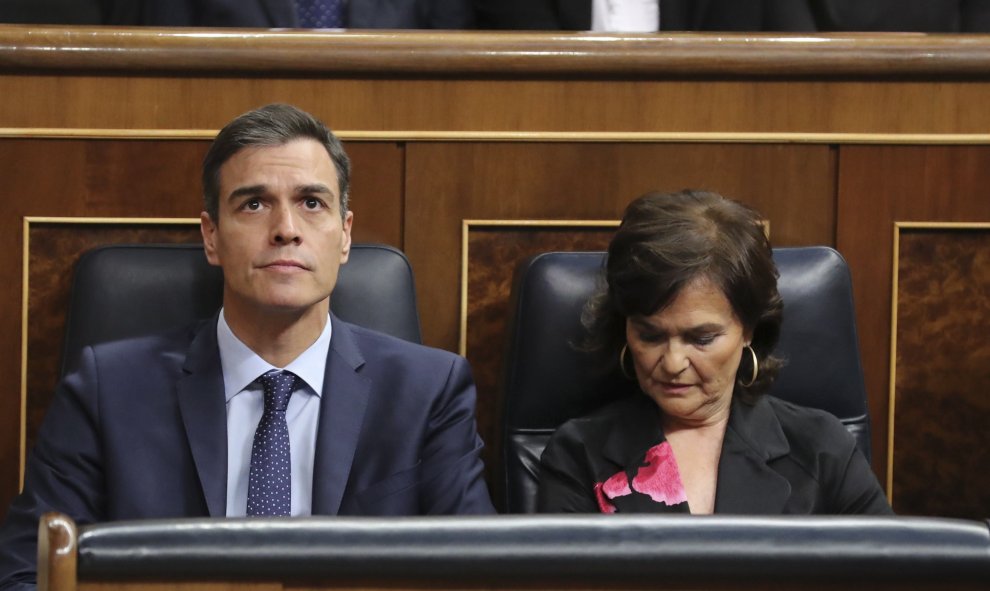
[548,395,653,446]
[761,396,858,459]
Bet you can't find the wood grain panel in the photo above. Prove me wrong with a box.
[890,227,990,518]
[0,138,402,516]
[7,75,990,135]
[836,145,990,492]
[406,142,836,352]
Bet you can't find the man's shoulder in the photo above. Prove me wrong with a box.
[81,319,210,374]
[336,320,461,365]
[90,320,204,354]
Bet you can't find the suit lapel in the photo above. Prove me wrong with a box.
[714,396,792,513]
[176,318,228,517]
[311,317,370,515]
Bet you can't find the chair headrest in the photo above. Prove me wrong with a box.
[61,243,421,376]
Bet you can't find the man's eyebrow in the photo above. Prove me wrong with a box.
[226,184,335,201]
[297,183,334,195]
[227,185,267,201]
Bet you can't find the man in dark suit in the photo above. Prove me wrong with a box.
[0,104,494,590]
[113,0,474,28]
[473,0,990,31]
[0,0,474,28]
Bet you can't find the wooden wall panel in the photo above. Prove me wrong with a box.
[836,145,990,491]
[406,142,836,352]
[0,138,403,514]
[891,227,990,518]
[5,74,990,136]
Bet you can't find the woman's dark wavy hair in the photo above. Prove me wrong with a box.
[583,189,784,402]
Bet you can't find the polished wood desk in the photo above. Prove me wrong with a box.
[2,27,989,519]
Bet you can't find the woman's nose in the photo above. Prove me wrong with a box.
[659,341,689,375]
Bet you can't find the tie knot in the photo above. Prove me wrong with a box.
[259,370,297,413]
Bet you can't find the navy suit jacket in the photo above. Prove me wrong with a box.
[119,0,475,28]
[0,315,493,589]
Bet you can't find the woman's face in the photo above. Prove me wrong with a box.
[625,276,750,428]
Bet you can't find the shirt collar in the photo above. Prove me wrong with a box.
[216,309,332,402]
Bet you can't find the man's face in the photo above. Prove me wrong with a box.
[201,138,353,319]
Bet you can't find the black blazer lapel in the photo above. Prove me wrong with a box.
[175,317,228,517]
[311,316,371,515]
[601,396,664,469]
[714,396,792,513]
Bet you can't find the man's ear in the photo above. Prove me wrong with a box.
[201,211,221,266]
[339,210,354,264]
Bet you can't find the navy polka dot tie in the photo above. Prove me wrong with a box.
[247,370,297,517]
[296,0,346,28]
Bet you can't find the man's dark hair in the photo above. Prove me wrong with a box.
[202,104,351,222]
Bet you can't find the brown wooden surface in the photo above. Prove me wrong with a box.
[38,512,77,591]
[406,142,835,351]
[6,27,990,77]
[836,145,990,499]
[891,228,990,517]
[2,28,990,519]
[7,76,990,135]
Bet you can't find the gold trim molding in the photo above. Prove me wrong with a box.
[6,129,990,145]
[19,216,201,486]
[886,220,990,502]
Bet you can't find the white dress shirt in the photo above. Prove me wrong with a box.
[218,310,332,517]
[591,0,660,32]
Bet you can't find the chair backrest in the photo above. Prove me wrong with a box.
[500,247,871,513]
[60,243,421,377]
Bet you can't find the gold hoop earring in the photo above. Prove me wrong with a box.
[739,345,758,388]
[619,344,634,380]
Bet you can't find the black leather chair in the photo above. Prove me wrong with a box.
[500,247,871,513]
[60,243,421,377]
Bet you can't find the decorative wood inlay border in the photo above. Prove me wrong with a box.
[887,221,990,511]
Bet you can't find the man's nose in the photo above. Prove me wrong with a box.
[270,203,301,244]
